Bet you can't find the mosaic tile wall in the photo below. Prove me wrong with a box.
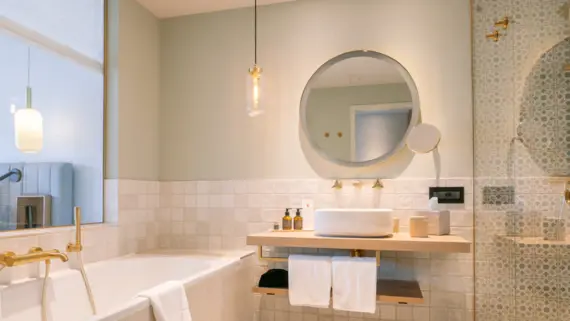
[159,178,474,321]
[473,0,570,320]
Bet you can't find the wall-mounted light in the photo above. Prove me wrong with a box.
[246,0,264,117]
[14,48,43,153]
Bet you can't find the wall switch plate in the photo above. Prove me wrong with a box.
[301,199,315,230]
[428,187,465,204]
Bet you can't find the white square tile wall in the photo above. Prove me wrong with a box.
[159,178,474,321]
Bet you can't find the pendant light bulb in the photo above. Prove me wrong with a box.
[247,65,263,117]
[15,48,43,153]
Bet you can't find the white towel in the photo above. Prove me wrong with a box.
[138,281,192,321]
[332,257,377,313]
[288,255,332,308]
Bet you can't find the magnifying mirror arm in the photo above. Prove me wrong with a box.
[432,147,442,187]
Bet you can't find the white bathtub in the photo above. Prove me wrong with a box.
[0,250,255,321]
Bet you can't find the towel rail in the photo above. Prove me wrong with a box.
[257,245,381,266]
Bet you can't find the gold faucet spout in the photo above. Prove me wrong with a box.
[0,247,68,267]
[44,251,69,263]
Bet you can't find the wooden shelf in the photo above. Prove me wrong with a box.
[247,231,471,253]
[376,280,423,304]
[253,286,289,296]
[252,279,424,305]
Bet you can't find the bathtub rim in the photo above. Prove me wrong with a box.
[88,249,254,321]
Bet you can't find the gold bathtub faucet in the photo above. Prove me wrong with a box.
[67,207,83,253]
[0,247,68,267]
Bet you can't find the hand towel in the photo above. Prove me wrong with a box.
[332,257,377,313]
[138,281,192,321]
[288,255,332,308]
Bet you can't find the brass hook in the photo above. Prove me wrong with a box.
[486,30,501,42]
[494,16,509,29]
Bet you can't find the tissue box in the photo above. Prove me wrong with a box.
[415,210,450,235]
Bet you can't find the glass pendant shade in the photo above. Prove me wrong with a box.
[247,65,263,117]
[14,106,43,153]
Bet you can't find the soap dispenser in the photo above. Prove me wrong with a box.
[282,208,293,230]
[294,208,303,230]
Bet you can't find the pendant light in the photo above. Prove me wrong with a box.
[14,48,43,153]
[247,0,264,117]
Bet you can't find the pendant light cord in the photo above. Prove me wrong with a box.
[26,47,32,109]
[27,47,31,87]
[254,0,257,65]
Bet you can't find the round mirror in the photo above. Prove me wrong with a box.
[407,124,441,154]
[300,50,420,167]
[517,38,570,176]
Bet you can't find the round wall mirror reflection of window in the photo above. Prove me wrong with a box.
[300,50,420,167]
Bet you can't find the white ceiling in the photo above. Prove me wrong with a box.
[313,56,407,88]
[136,0,296,18]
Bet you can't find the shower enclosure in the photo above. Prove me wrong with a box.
[473,0,570,320]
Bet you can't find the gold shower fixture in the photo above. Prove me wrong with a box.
[494,16,510,29]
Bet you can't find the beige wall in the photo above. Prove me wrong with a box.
[159,0,473,181]
[106,0,160,180]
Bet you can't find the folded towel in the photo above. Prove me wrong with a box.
[332,257,377,313]
[138,281,192,321]
[288,255,332,308]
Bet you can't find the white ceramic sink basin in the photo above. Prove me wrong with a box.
[314,209,393,237]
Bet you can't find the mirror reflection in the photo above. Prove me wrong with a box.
[518,38,570,176]
[302,51,418,165]
[0,1,105,231]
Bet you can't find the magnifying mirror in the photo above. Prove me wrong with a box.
[406,124,441,153]
[407,123,442,185]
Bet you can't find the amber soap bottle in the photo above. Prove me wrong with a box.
[282,208,293,230]
[294,208,303,230]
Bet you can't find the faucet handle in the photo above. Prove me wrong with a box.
[372,179,384,189]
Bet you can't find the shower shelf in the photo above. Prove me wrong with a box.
[502,235,570,245]
[252,279,424,304]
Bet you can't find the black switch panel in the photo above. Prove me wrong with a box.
[428,187,465,204]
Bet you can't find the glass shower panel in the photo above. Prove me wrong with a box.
[473,0,570,320]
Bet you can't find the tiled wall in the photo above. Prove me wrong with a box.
[473,0,570,320]
[0,179,159,284]
[159,178,474,321]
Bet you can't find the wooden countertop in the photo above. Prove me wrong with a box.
[247,231,472,253]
